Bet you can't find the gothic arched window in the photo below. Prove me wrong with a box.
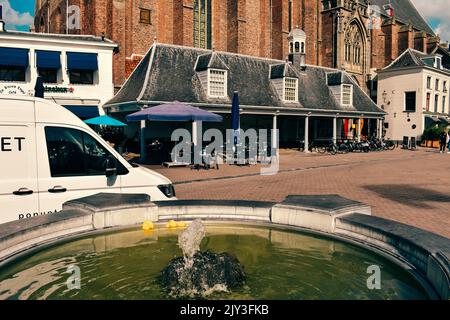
[193,0,212,49]
[344,22,364,70]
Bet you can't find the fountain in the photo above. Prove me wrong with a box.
[159,220,246,298]
[0,194,446,300]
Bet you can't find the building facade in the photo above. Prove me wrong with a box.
[0,28,117,118]
[377,49,450,143]
[103,31,385,158]
[34,0,438,92]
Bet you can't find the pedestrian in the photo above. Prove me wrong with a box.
[447,130,450,154]
[439,130,447,153]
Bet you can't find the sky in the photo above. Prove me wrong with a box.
[1,0,449,43]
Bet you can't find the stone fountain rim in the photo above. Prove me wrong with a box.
[0,193,448,300]
[0,219,440,299]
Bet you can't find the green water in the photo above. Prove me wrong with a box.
[0,224,429,300]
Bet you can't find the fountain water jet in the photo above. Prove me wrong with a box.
[159,220,246,298]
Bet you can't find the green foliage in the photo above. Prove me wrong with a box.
[422,123,447,141]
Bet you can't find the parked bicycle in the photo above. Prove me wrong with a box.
[318,141,338,155]
[296,139,321,153]
[383,139,396,150]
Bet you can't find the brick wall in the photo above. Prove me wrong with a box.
[414,32,427,53]
[226,0,238,52]
[398,25,413,56]
[371,28,386,70]
[383,20,399,66]
[33,0,437,90]
[320,10,334,68]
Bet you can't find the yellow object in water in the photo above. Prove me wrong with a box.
[176,221,187,228]
[166,220,187,229]
[142,220,154,231]
[166,220,178,228]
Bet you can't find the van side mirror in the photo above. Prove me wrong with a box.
[105,155,118,177]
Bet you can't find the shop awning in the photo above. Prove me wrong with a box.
[0,47,29,67]
[438,117,449,125]
[36,50,61,69]
[64,105,100,119]
[66,52,98,70]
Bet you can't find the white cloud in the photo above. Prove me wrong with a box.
[410,0,450,42]
[0,0,34,30]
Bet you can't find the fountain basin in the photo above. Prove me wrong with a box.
[0,193,448,300]
[0,224,431,300]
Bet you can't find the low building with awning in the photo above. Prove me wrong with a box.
[0,29,117,119]
[104,33,386,152]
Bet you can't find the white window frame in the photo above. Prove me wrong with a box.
[341,84,353,106]
[207,68,227,98]
[283,77,298,103]
[404,91,417,113]
[434,56,442,69]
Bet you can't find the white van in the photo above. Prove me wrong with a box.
[0,95,176,224]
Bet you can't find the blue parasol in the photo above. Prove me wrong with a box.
[84,115,127,126]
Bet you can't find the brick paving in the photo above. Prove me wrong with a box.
[145,148,450,238]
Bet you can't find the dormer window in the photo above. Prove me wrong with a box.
[341,84,353,106]
[423,56,443,69]
[284,77,298,102]
[208,69,227,98]
[435,56,442,69]
[195,53,229,99]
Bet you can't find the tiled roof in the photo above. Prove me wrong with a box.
[371,0,434,35]
[105,43,384,115]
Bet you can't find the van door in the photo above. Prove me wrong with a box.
[36,125,124,214]
[0,124,39,223]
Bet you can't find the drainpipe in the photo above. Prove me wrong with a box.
[66,0,69,34]
[269,0,272,57]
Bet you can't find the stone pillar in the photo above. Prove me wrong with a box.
[378,119,383,140]
[272,114,278,149]
[333,116,337,144]
[304,116,309,153]
[192,120,202,164]
[140,120,146,162]
[192,120,198,146]
[357,118,361,142]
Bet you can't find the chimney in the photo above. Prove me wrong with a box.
[0,5,5,32]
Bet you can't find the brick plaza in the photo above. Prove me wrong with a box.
[148,148,450,238]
